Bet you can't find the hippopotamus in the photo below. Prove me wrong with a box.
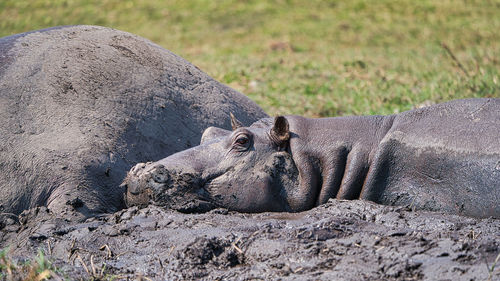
[123,98,500,218]
[0,26,267,219]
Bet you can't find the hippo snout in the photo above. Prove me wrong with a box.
[122,162,166,207]
[122,162,207,211]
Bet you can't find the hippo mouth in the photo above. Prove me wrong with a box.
[173,197,218,214]
[123,163,221,214]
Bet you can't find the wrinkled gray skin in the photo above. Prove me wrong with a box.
[0,26,267,218]
[124,98,500,218]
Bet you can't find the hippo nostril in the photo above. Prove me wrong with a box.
[151,165,169,184]
[127,184,142,195]
[124,158,205,209]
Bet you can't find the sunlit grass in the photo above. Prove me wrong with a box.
[0,248,61,280]
[1,0,499,116]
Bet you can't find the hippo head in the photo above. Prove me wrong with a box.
[122,115,300,213]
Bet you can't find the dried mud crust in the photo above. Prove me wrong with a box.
[1,200,499,280]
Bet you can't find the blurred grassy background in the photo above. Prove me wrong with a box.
[1,0,499,117]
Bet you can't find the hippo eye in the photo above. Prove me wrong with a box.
[235,136,249,146]
[231,133,252,151]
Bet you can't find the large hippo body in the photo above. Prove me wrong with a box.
[0,26,267,218]
[125,98,500,218]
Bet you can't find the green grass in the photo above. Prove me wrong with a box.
[0,247,121,280]
[0,248,61,280]
[1,0,499,116]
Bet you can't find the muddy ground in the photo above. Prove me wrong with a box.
[1,199,499,280]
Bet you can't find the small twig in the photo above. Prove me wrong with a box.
[232,244,243,254]
[76,254,91,276]
[467,229,481,240]
[68,239,77,260]
[168,246,175,255]
[46,240,52,256]
[99,244,112,258]
[234,236,242,245]
[231,236,244,254]
[441,42,470,77]
[293,267,304,273]
[90,255,97,277]
[115,250,131,258]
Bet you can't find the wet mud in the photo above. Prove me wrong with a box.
[1,200,499,280]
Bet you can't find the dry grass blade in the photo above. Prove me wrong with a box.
[100,244,113,258]
[46,240,52,256]
[441,42,470,77]
[90,254,97,276]
[76,253,91,276]
[0,249,60,281]
[232,244,243,254]
[68,239,77,260]
[487,252,500,281]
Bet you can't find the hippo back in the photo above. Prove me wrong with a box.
[0,25,267,216]
[363,98,500,218]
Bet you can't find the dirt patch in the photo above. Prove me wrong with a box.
[1,199,498,280]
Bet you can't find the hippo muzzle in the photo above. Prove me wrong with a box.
[122,162,217,213]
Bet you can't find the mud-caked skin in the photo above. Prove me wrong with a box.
[0,26,267,219]
[124,98,500,218]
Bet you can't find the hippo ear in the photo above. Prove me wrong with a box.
[270,116,290,149]
[230,112,243,130]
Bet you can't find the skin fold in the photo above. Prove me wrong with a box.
[124,98,500,218]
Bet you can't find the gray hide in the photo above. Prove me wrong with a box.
[0,25,267,218]
[124,98,499,218]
